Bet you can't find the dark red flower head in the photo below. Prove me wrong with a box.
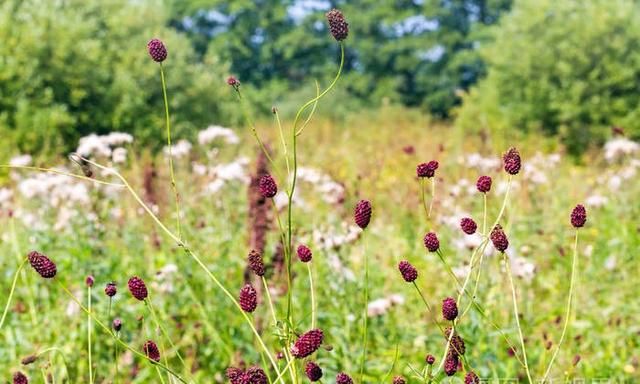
[393,376,406,384]
[143,340,160,362]
[444,352,458,376]
[398,260,418,282]
[465,371,480,384]
[442,297,458,321]
[423,232,440,252]
[20,355,37,365]
[147,38,167,62]
[13,372,28,384]
[503,147,521,175]
[325,9,349,41]
[570,204,587,228]
[460,217,477,235]
[112,318,122,332]
[297,244,313,263]
[305,361,323,382]
[226,367,244,384]
[128,276,148,301]
[354,199,372,229]
[259,174,278,198]
[416,160,439,178]
[85,275,94,287]
[445,326,466,355]
[291,329,324,358]
[246,366,268,384]
[336,372,353,384]
[227,76,240,89]
[105,282,117,297]
[490,224,509,252]
[248,249,265,276]
[28,251,57,278]
[239,284,258,313]
[425,354,436,365]
[476,175,492,193]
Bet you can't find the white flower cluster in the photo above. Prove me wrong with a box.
[297,167,345,205]
[164,139,193,159]
[76,132,133,163]
[198,125,239,146]
[461,153,500,172]
[604,138,639,163]
[522,152,561,185]
[367,294,405,317]
[312,222,362,250]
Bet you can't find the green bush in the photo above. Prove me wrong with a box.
[456,0,640,155]
[0,0,236,158]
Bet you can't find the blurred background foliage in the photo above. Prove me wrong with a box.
[1,0,639,157]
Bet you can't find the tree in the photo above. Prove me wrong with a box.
[456,0,640,155]
[0,0,235,157]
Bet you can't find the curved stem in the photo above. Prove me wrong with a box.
[274,110,291,177]
[0,165,124,187]
[160,64,182,240]
[56,281,188,384]
[504,252,533,384]
[0,258,26,332]
[74,157,283,382]
[540,231,579,383]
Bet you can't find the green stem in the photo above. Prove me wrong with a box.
[0,258,26,331]
[159,64,182,240]
[56,281,188,384]
[146,299,188,373]
[482,193,487,236]
[540,231,579,383]
[360,233,369,381]
[274,109,290,177]
[419,178,429,221]
[307,263,316,330]
[428,177,436,218]
[88,285,94,384]
[504,252,533,384]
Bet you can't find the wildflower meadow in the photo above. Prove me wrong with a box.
[1,2,640,384]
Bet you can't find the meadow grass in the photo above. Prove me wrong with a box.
[0,106,638,382]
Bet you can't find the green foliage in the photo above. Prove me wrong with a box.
[0,0,235,157]
[169,0,511,118]
[456,0,640,155]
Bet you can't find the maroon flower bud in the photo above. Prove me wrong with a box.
[305,361,323,382]
[416,160,439,178]
[465,371,480,384]
[128,276,148,301]
[20,355,37,365]
[226,367,244,384]
[393,376,406,384]
[425,354,435,365]
[239,284,258,313]
[112,318,122,332]
[460,217,477,235]
[248,249,265,276]
[445,327,466,355]
[85,275,94,287]
[147,38,167,63]
[398,260,418,282]
[442,297,458,321]
[476,175,492,193]
[570,204,587,228]
[247,366,268,384]
[291,329,324,358]
[28,251,57,279]
[354,199,372,229]
[325,9,349,41]
[503,147,521,175]
[13,372,28,384]
[104,282,117,297]
[259,174,278,198]
[490,224,509,252]
[423,232,440,252]
[572,354,581,366]
[297,244,313,263]
[444,352,458,376]
[227,76,240,89]
[143,340,160,362]
[336,372,353,384]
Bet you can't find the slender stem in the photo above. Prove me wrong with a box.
[146,299,188,372]
[159,64,182,240]
[0,258,26,331]
[504,252,533,384]
[76,157,283,381]
[419,178,429,220]
[307,263,316,329]
[56,281,188,383]
[88,286,94,384]
[428,177,436,218]
[114,332,119,383]
[0,165,124,187]
[274,110,290,177]
[482,193,487,235]
[541,231,579,383]
[360,233,369,381]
